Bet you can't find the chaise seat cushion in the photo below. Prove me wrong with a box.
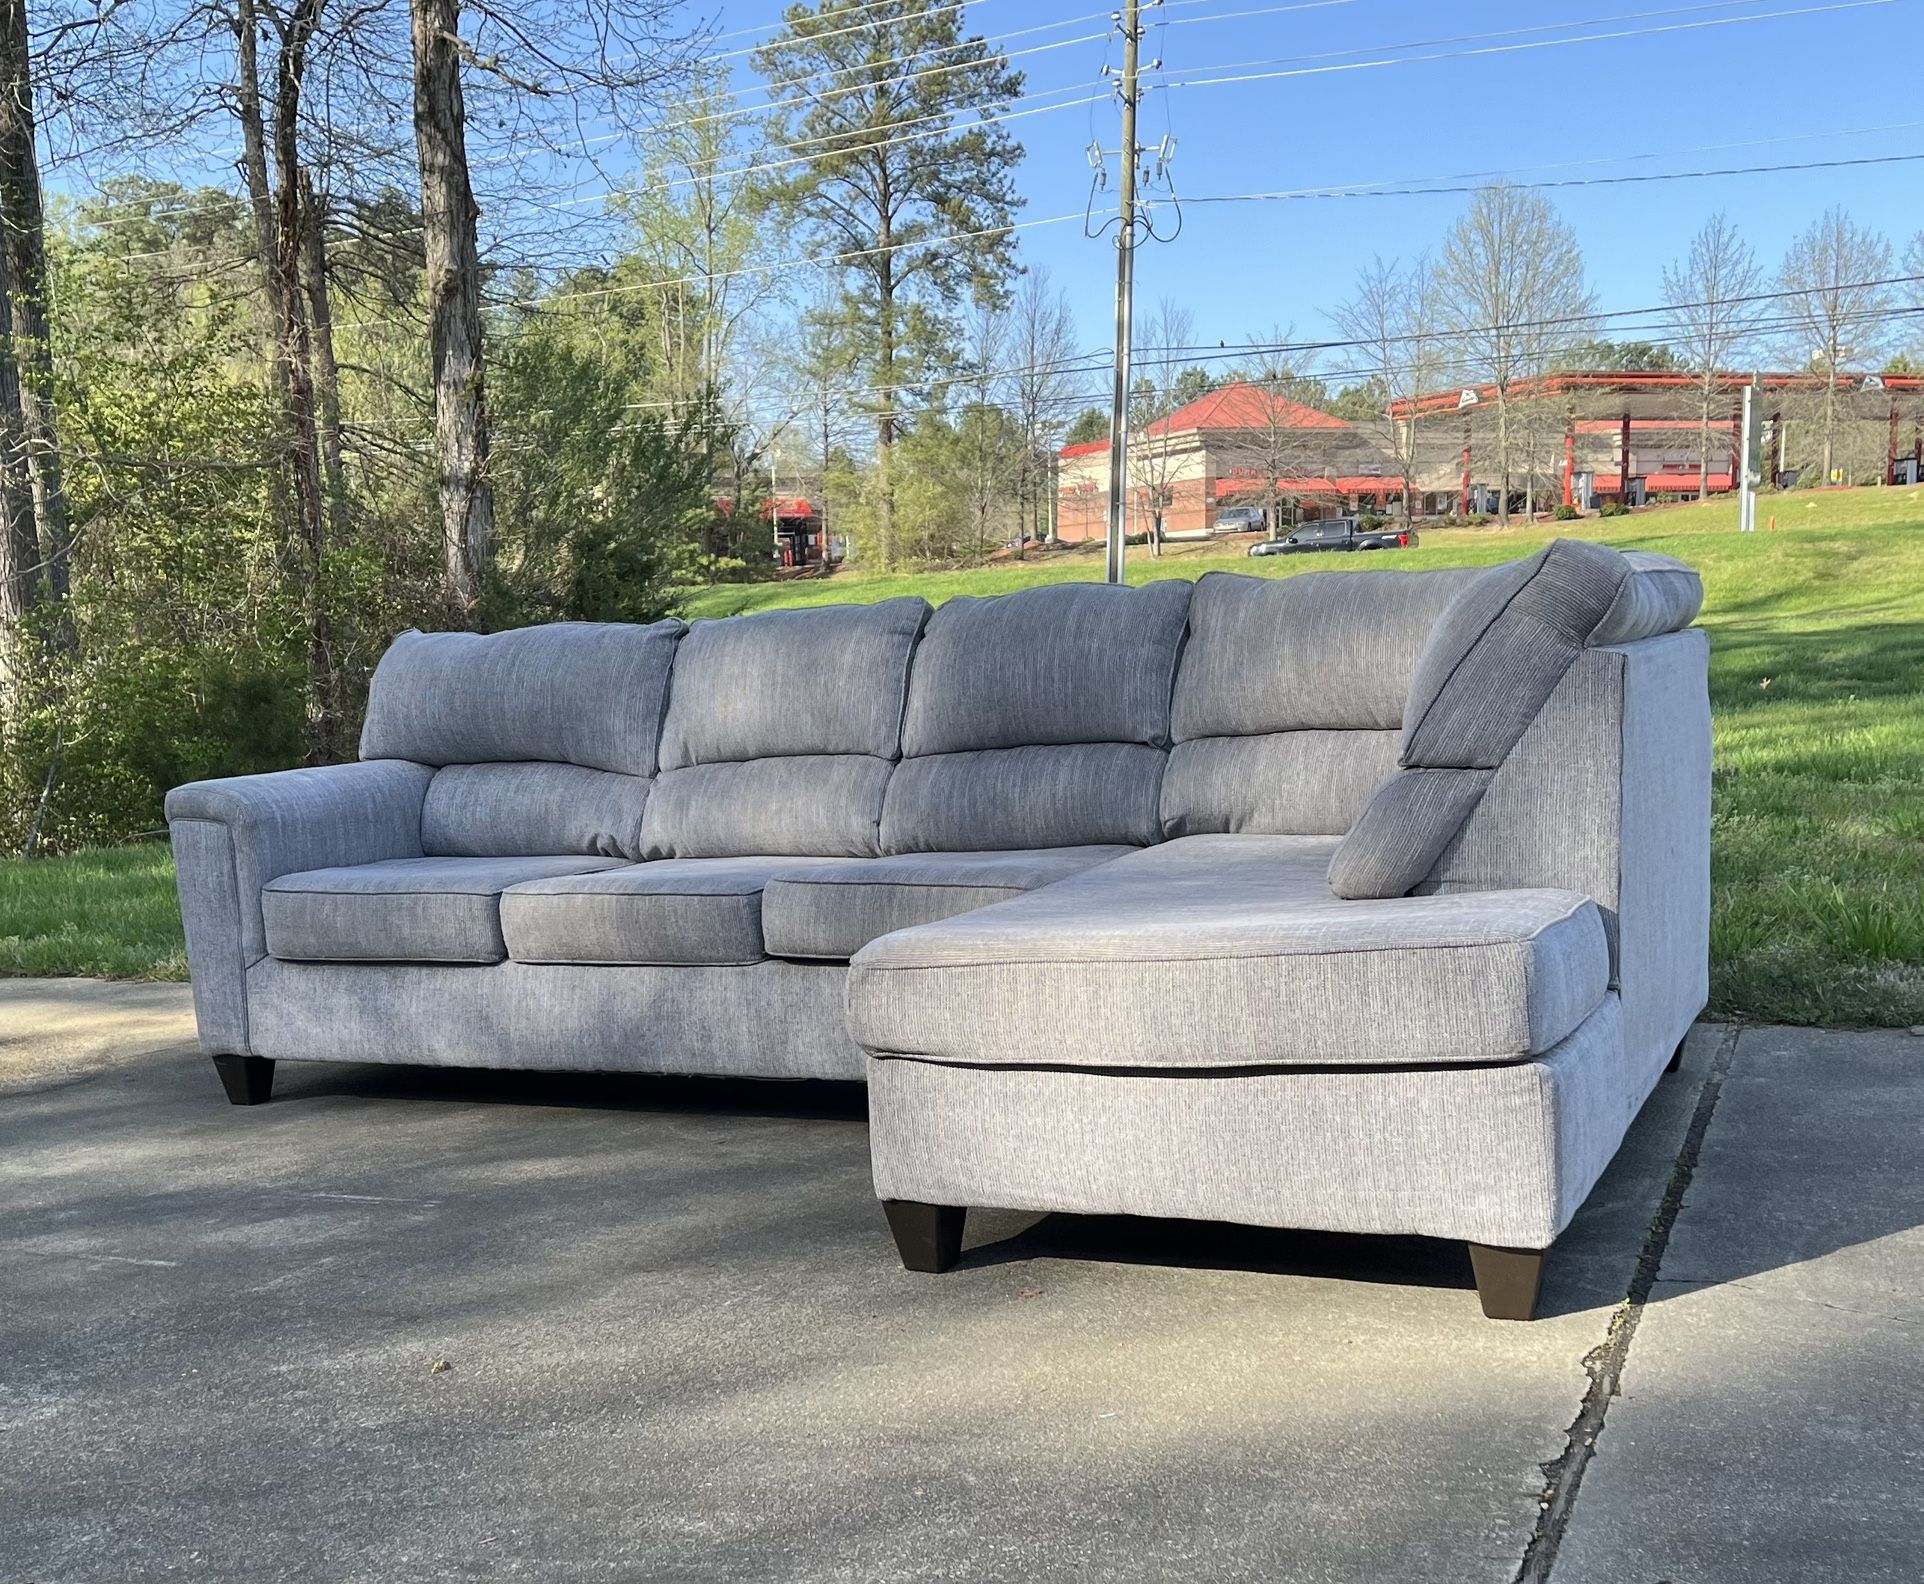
[846,835,1610,1070]
[501,857,848,966]
[759,846,1133,961]
[262,855,625,964]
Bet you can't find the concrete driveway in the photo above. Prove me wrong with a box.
[1,981,1918,1582]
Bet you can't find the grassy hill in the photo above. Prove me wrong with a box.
[5,485,1922,1027]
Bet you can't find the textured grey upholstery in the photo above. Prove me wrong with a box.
[421,762,651,860]
[642,755,895,860]
[1422,629,1711,1077]
[1161,730,1402,838]
[502,856,846,966]
[248,957,864,1080]
[847,835,1609,1069]
[170,549,1709,1288]
[883,581,1191,852]
[645,600,928,858]
[900,580,1191,755]
[1329,541,1700,899]
[1160,569,1480,838]
[659,598,929,765]
[868,993,1633,1250]
[166,761,434,1053]
[1401,540,1635,766]
[881,743,1167,852]
[760,846,1131,960]
[1171,569,1483,739]
[358,620,683,776]
[263,855,622,964]
[1590,551,1705,646]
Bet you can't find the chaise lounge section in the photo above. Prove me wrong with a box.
[852,543,1709,1318]
[168,540,1709,1318]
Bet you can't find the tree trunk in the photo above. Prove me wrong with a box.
[270,0,340,763]
[1698,386,1712,500]
[1495,392,1511,526]
[297,169,348,538]
[411,0,494,625]
[873,194,897,568]
[1401,415,1417,528]
[0,237,37,694]
[0,0,70,616]
[232,0,302,560]
[235,0,283,329]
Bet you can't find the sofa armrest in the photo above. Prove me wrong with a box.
[165,761,433,1053]
[1423,628,1711,1072]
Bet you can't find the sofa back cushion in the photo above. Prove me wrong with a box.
[360,620,684,860]
[641,598,930,858]
[1327,540,1702,899]
[881,580,1192,852]
[1160,568,1482,837]
[420,763,652,859]
[361,621,684,775]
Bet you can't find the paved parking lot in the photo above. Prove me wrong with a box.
[2,983,1918,1582]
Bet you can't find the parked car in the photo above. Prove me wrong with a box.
[1213,505,1268,535]
[1246,517,1419,556]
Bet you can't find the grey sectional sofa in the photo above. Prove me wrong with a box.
[168,539,1709,1319]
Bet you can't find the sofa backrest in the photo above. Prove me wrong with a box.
[880,579,1193,852]
[640,598,931,859]
[1160,568,1484,839]
[359,620,684,859]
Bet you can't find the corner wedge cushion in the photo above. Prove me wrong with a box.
[358,619,685,777]
[1328,539,1695,900]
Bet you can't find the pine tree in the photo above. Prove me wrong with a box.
[754,0,1023,567]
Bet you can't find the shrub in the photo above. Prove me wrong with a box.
[1552,503,1581,521]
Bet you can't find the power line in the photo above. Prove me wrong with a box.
[84,0,1899,238]
[1186,149,1924,205]
[492,276,1924,423]
[1158,0,1907,92]
[1165,0,1795,66]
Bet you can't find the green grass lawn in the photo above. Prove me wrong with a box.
[0,843,188,980]
[6,484,1923,1025]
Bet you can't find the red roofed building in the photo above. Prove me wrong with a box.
[1055,381,1401,541]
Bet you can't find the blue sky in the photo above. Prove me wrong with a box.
[718,0,1923,371]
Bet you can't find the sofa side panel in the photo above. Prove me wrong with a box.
[1617,629,1712,1068]
[170,818,250,1054]
[245,958,864,1081]
[867,994,1629,1250]
[166,761,433,1055]
[1423,629,1710,1073]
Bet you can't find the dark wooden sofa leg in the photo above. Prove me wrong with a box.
[212,1054,275,1106]
[1468,1243,1547,1321]
[1666,1037,1686,1073]
[883,1200,966,1273]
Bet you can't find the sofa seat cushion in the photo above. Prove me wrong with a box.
[760,846,1133,961]
[500,857,847,966]
[262,856,624,964]
[846,834,1609,1070]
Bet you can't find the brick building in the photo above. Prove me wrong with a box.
[1055,382,1402,540]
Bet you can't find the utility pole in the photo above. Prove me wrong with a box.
[1103,0,1143,586]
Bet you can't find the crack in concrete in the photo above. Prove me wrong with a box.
[1512,1024,1742,1584]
